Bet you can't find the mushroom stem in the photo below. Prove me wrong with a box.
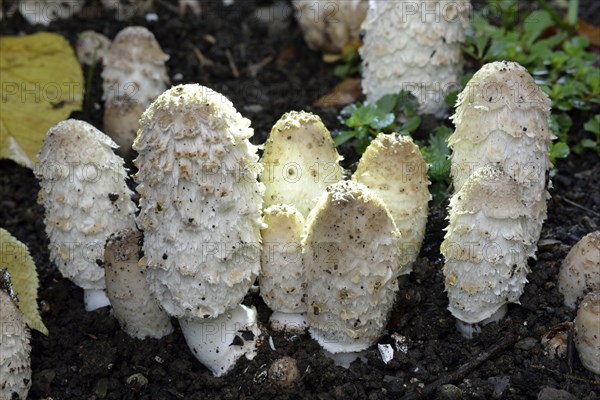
[269,312,308,333]
[455,304,507,339]
[178,305,261,377]
[83,289,111,311]
[322,350,367,369]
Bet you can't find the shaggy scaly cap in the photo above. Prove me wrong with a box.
[303,180,400,353]
[360,0,470,116]
[35,119,136,292]
[353,133,430,274]
[134,84,264,319]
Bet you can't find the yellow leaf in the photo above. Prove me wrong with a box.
[0,227,48,335]
[0,32,84,168]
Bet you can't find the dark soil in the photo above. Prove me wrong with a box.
[1,1,599,399]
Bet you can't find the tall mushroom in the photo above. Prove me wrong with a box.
[35,119,137,311]
[360,0,471,116]
[442,61,553,337]
[134,84,264,376]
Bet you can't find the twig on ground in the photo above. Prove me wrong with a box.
[225,49,240,78]
[559,196,600,217]
[400,334,518,400]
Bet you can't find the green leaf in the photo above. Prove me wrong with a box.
[523,10,553,46]
[583,114,600,135]
[550,141,570,162]
[333,130,358,147]
[375,94,397,114]
[402,115,421,133]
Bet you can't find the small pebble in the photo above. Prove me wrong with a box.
[515,337,538,350]
[269,357,300,388]
[382,375,403,396]
[127,373,149,391]
[438,384,463,400]
[537,387,576,400]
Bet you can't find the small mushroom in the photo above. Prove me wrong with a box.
[104,229,173,339]
[102,26,169,153]
[558,231,600,309]
[260,204,307,332]
[353,133,431,274]
[0,270,31,400]
[574,291,600,375]
[292,0,368,54]
[35,119,137,311]
[360,0,471,116]
[76,31,111,66]
[260,111,344,218]
[303,180,401,354]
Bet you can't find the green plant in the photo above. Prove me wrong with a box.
[334,92,421,154]
[420,126,453,204]
[334,91,452,204]
[333,49,361,79]
[464,0,600,161]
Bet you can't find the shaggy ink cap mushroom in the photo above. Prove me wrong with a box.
[441,167,533,337]
[353,133,431,274]
[35,119,137,311]
[360,0,471,116]
[260,111,344,218]
[0,270,32,400]
[133,84,264,376]
[292,0,368,54]
[104,229,173,340]
[303,180,401,354]
[574,291,600,375]
[558,231,600,310]
[102,26,169,153]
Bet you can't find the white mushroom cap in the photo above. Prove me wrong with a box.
[448,61,553,260]
[76,31,111,66]
[134,84,264,320]
[303,180,401,353]
[260,204,307,315]
[0,270,31,400]
[104,229,174,340]
[441,167,531,326]
[260,111,344,218]
[558,231,600,309]
[35,119,137,309]
[353,133,431,274]
[574,291,600,375]
[292,0,368,54]
[102,26,169,152]
[360,0,471,116]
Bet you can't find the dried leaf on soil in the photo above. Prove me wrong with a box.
[0,32,84,168]
[0,227,48,335]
